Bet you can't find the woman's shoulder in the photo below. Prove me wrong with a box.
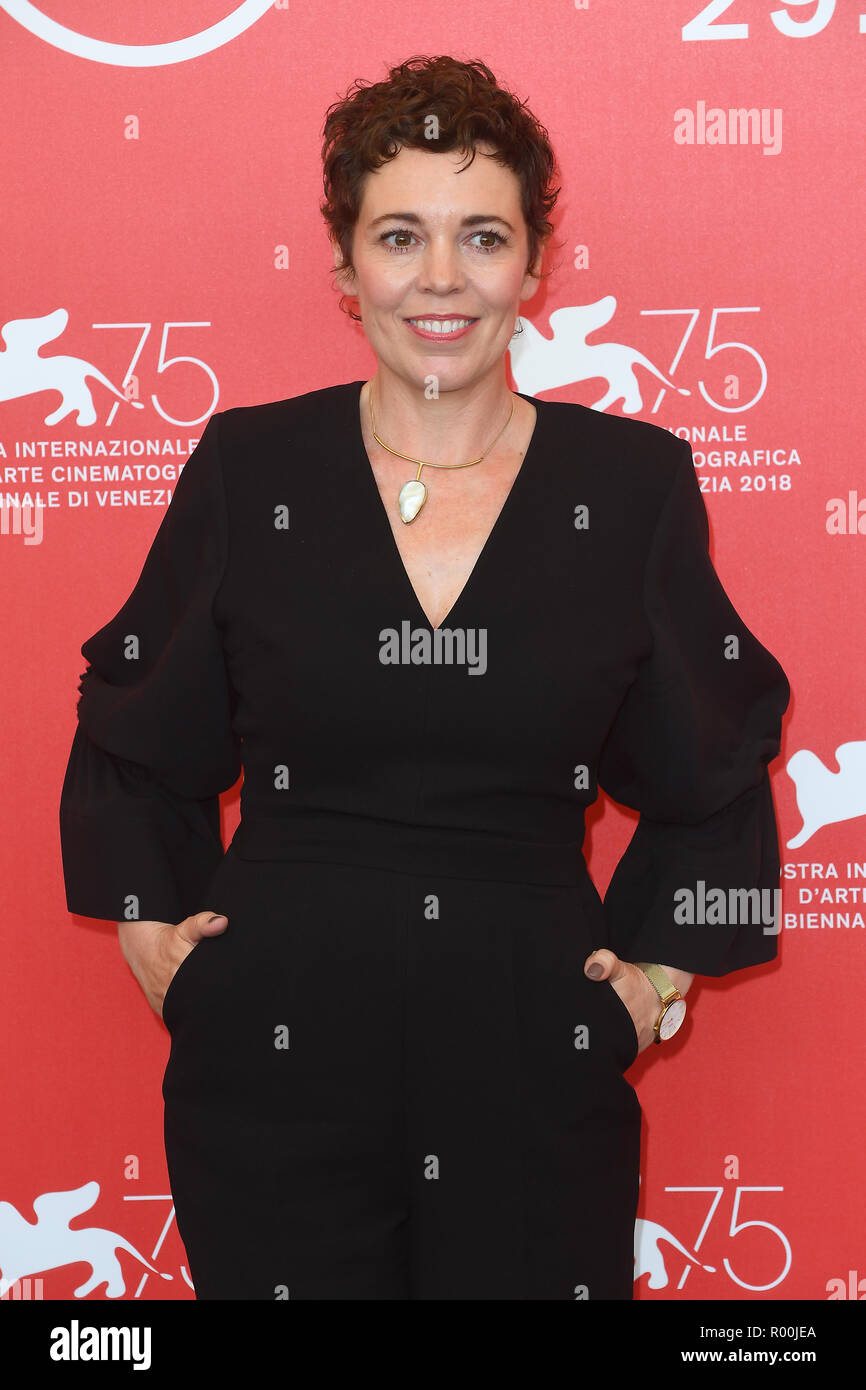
[536,392,688,502]
[538,391,684,459]
[212,380,357,445]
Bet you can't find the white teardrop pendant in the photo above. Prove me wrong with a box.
[398,478,427,524]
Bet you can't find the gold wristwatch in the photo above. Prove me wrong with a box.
[633,962,687,1044]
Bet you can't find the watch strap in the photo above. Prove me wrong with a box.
[633,961,686,1045]
[633,961,681,1005]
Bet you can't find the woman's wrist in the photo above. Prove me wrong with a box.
[657,963,694,996]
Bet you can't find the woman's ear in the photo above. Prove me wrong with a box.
[331,236,355,290]
[519,254,543,302]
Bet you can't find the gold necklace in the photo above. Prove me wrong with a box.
[368,381,516,524]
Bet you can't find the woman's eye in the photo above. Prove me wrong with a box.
[379,228,507,254]
[380,230,414,253]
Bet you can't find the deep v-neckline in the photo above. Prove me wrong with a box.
[348,379,546,631]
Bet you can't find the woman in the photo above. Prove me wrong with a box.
[59,55,790,1300]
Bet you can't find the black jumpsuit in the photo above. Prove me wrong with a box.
[59,379,790,1300]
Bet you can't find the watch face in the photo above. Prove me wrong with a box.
[659,998,687,1040]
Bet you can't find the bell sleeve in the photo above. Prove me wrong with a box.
[596,439,790,976]
[59,413,242,925]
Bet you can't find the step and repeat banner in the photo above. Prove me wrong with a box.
[2,2,864,1305]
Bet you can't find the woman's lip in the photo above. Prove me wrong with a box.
[404,317,479,340]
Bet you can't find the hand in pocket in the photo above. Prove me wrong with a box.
[583,948,661,1055]
[117,910,229,1020]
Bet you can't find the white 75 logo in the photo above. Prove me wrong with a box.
[93,320,218,427]
[665,1185,792,1291]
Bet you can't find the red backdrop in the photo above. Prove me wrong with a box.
[2,0,864,1302]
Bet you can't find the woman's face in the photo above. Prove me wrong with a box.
[334,142,541,391]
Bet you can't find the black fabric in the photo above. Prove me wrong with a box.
[60,378,789,972]
[60,412,240,925]
[58,378,790,1299]
[161,849,641,1299]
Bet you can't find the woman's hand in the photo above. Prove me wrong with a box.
[117,911,229,1020]
[583,948,693,1055]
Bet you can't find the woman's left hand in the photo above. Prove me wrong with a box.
[583,949,691,1056]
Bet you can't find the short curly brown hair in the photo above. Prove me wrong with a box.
[320,55,562,322]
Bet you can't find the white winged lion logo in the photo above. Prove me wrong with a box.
[0,1181,173,1298]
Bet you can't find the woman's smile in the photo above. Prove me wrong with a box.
[403,315,479,340]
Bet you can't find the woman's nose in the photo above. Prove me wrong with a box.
[415,239,465,292]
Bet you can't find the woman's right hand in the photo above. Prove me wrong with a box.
[117,910,229,1019]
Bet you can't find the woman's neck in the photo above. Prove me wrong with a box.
[361,372,518,467]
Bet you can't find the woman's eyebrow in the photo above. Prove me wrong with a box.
[368,212,516,232]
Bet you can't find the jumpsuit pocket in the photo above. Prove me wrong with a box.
[603,979,640,1070]
[161,938,206,1028]
[570,867,640,1069]
[161,848,236,1028]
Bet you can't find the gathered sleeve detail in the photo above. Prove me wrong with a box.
[59,413,242,924]
[597,440,791,976]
